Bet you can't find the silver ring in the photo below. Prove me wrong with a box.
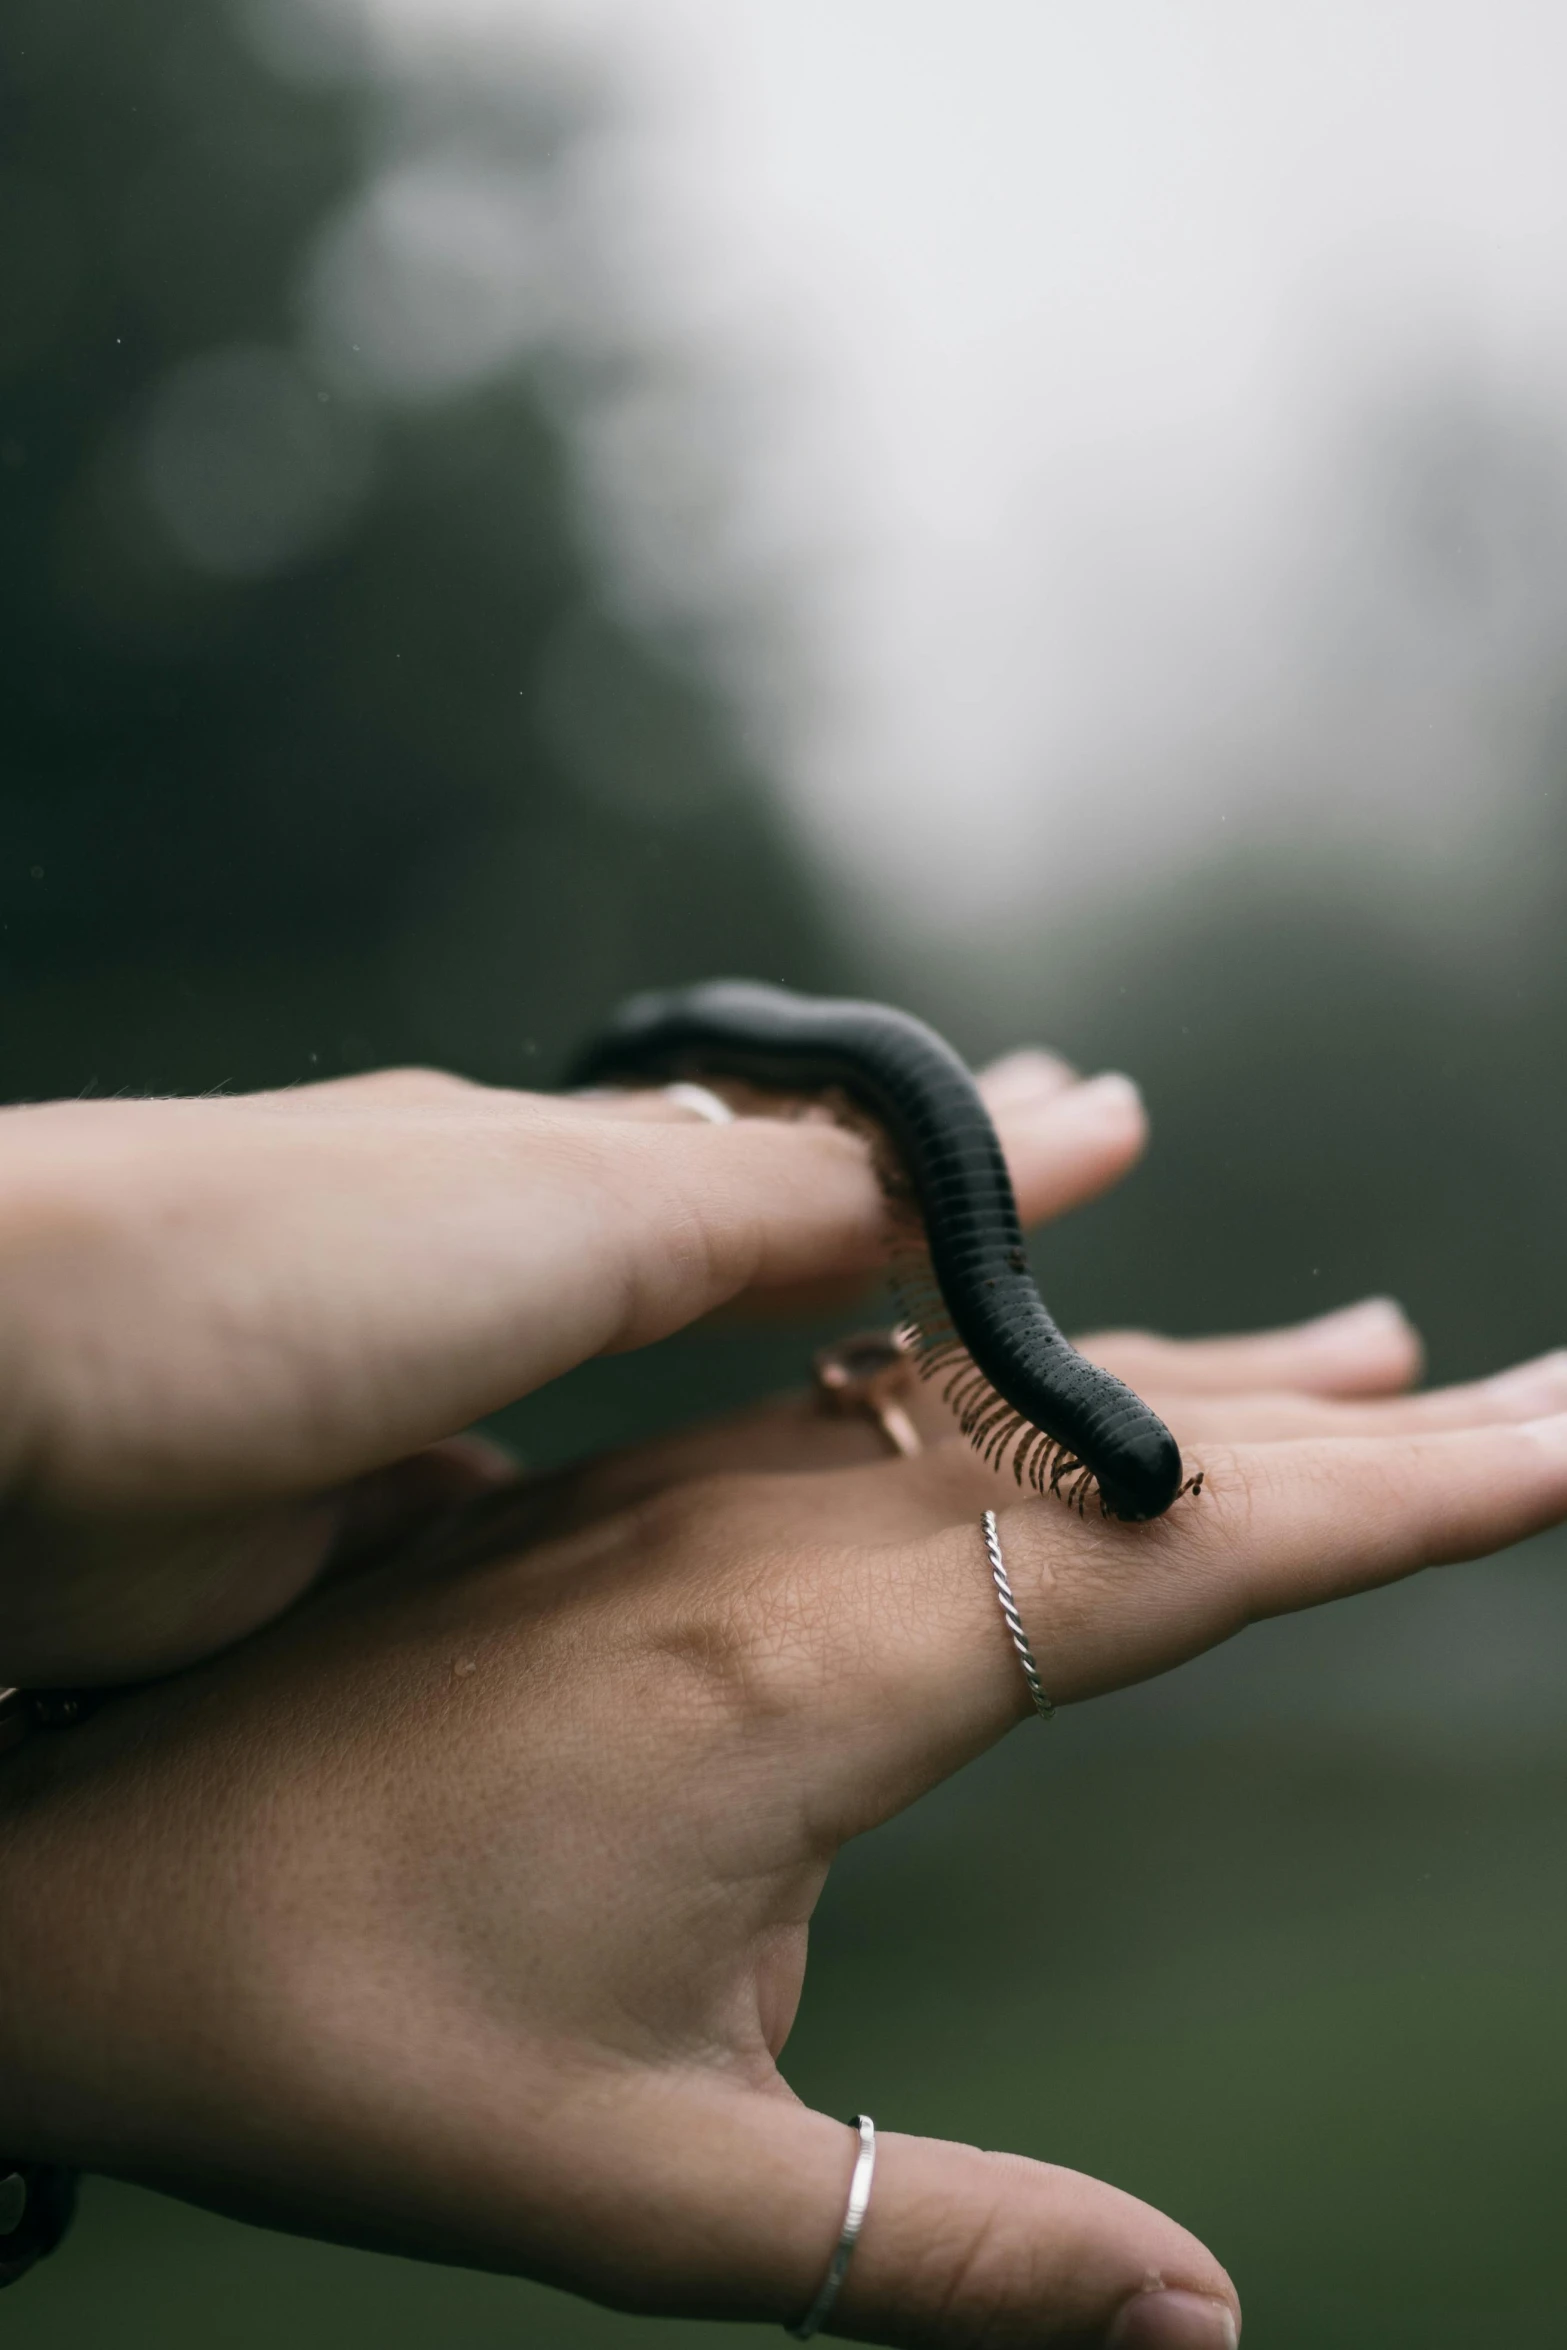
[981,1510,1055,1722]
[662,1081,736,1125]
[787,2114,876,2340]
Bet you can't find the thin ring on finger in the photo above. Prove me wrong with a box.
[787,2114,877,2340]
[982,1510,1055,1722]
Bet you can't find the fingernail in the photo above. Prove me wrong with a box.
[1298,1295,1411,1345]
[982,1047,1077,1105]
[1054,1070,1143,1123]
[1519,1410,1567,1460]
[1107,2287,1239,2349]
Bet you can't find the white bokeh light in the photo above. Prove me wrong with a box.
[328,0,1567,927]
[305,155,560,402]
[142,342,374,579]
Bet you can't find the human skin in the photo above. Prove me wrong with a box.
[4,1055,1567,2347]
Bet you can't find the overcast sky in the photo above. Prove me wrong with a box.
[354,0,1567,929]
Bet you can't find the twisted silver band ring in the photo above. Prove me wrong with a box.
[786,2114,877,2340]
[981,1509,1056,1722]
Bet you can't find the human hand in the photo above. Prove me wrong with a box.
[6,1344,1567,2344]
[0,1050,1142,1686]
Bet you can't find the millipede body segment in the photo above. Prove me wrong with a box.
[566,979,1190,1522]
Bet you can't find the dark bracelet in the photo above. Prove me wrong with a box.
[0,1686,94,2287]
[0,2163,78,2288]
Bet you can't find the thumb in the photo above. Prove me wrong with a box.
[582,2083,1239,2348]
[818,2127,1240,2348]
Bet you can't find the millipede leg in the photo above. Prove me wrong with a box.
[1067,1464,1097,1515]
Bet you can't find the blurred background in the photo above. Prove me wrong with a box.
[6,0,1567,2342]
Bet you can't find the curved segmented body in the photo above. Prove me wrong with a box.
[567,979,1189,1522]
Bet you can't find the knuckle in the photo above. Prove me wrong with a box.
[1141,1441,1316,1632]
[1152,1444,1263,1584]
[1183,1443,1268,1549]
[928,2205,1012,2339]
[1031,1446,1264,1645]
[275,1064,480,1106]
[354,1065,479,1102]
[622,1478,830,1728]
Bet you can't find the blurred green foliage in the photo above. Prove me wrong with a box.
[0,0,842,1107]
[949,851,1567,1384]
[4,1,1567,2344]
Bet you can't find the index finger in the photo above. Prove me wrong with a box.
[576,1051,1149,1241]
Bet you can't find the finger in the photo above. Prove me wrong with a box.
[999,1069,1147,1228]
[976,1043,1079,1108]
[255,1069,478,1109]
[569,1046,1079,1124]
[571,1053,1146,1235]
[555,1293,1423,1513]
[819,2126,1238,2350]
[0,1087,907,1510]
[591,1059,1146,1327]
[461,1336,1567,1568]
[867,1413,1567,1754]
[1078,1295,1421,1398]
[0,1058,1135,1641]
[542,2079,1238,2348]
[643,1312,1528,1501]
[1147,1348,1567,1444]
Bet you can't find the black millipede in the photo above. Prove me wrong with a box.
[566,979,1199,1523]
